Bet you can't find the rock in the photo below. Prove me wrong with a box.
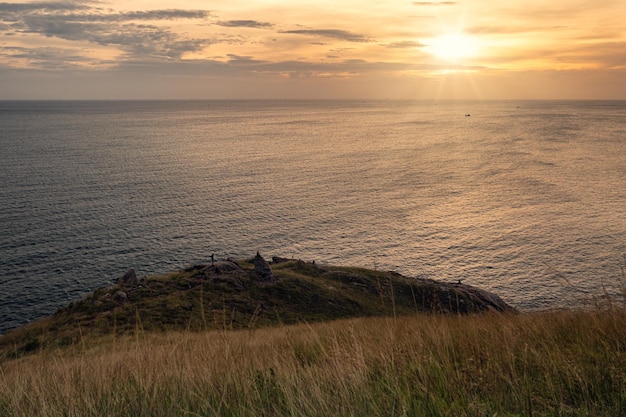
[117,268,138,286]
[425,280,516,313]
[272,256,292,264]
[184,265,207,273]
[113,291,127,302]
[451,282,516,313]
[202,260,246,277]
[254,252,274,282]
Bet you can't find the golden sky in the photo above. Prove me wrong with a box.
[1,0,626,99]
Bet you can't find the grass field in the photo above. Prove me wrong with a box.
[1,307,624,416]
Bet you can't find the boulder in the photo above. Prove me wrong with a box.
[113,291,128,302]
[272,256,292,264]
[202,260,246,276]
[254,252,275,282]
[117,268,138,286]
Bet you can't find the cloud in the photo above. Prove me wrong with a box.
[19,18,213,59]
[0,2,90,13]
[216,20,272,29]
[412,2,457,5]
[0,3,211,20]
[226,53,266,65]
[0,56,433,99]
[280,29,371,43]
[0,2,214,60]
[106,54,448,80]
[386,40,424,49]
[2,45,100,70]
[116,10,212,21]
[466,24,567,35]
[2,7,212,26]
[545,41,626,69]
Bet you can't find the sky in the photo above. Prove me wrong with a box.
[1,0,626,99]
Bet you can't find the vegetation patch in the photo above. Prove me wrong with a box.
[0,310,623,416]
[0,255,513,359]
[0,254,624,416]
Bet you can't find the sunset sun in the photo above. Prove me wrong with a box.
[425,32,481,62]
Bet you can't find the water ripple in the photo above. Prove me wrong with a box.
[1,100,625,333]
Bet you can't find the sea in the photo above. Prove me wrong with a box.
[1,100,625,334]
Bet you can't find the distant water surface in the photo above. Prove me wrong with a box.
[1,100,625,333]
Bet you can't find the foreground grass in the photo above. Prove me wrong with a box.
[1,309,624,417]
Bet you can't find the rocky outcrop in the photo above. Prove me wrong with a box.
[203,260,246,277]
[113,291,128,302]
[0,253,518,359]
[272,256,292,264]
[254,252,275,282]
[117,268,138,286]
[450,282,515,313]
[417,279,517,314]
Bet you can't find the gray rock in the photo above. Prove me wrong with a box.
[202,260,246,276]
[254,252,275,282]
[118,268,138,286]
[114,291,127,301]
[272,256,292,264]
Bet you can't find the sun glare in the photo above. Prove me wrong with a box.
[425,32,480,62]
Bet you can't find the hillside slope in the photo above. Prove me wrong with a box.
[0,253,514,359]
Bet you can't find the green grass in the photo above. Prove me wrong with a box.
[0,259,513,359]
[0,309,624,416]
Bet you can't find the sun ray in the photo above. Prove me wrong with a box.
[425,32,481,62]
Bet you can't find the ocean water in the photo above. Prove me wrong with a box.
[1,100,625,333]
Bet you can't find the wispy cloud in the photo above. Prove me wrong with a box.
[386,40,424,49]
[280,29,371,43]
[216,20,273,29]
[466,25,553,35]
[0,3,211,21]
[412,2,457,5]
[0,2,90,13]
[2,45,103,70]
[114,10,212,21]
[226,53,267,65]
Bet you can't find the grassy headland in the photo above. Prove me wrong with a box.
[0,257,624,416]
[0,256,513,359]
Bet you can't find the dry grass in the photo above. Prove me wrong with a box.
[1,307,624,417]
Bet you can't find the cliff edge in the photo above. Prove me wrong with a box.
[0,253,515,359]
